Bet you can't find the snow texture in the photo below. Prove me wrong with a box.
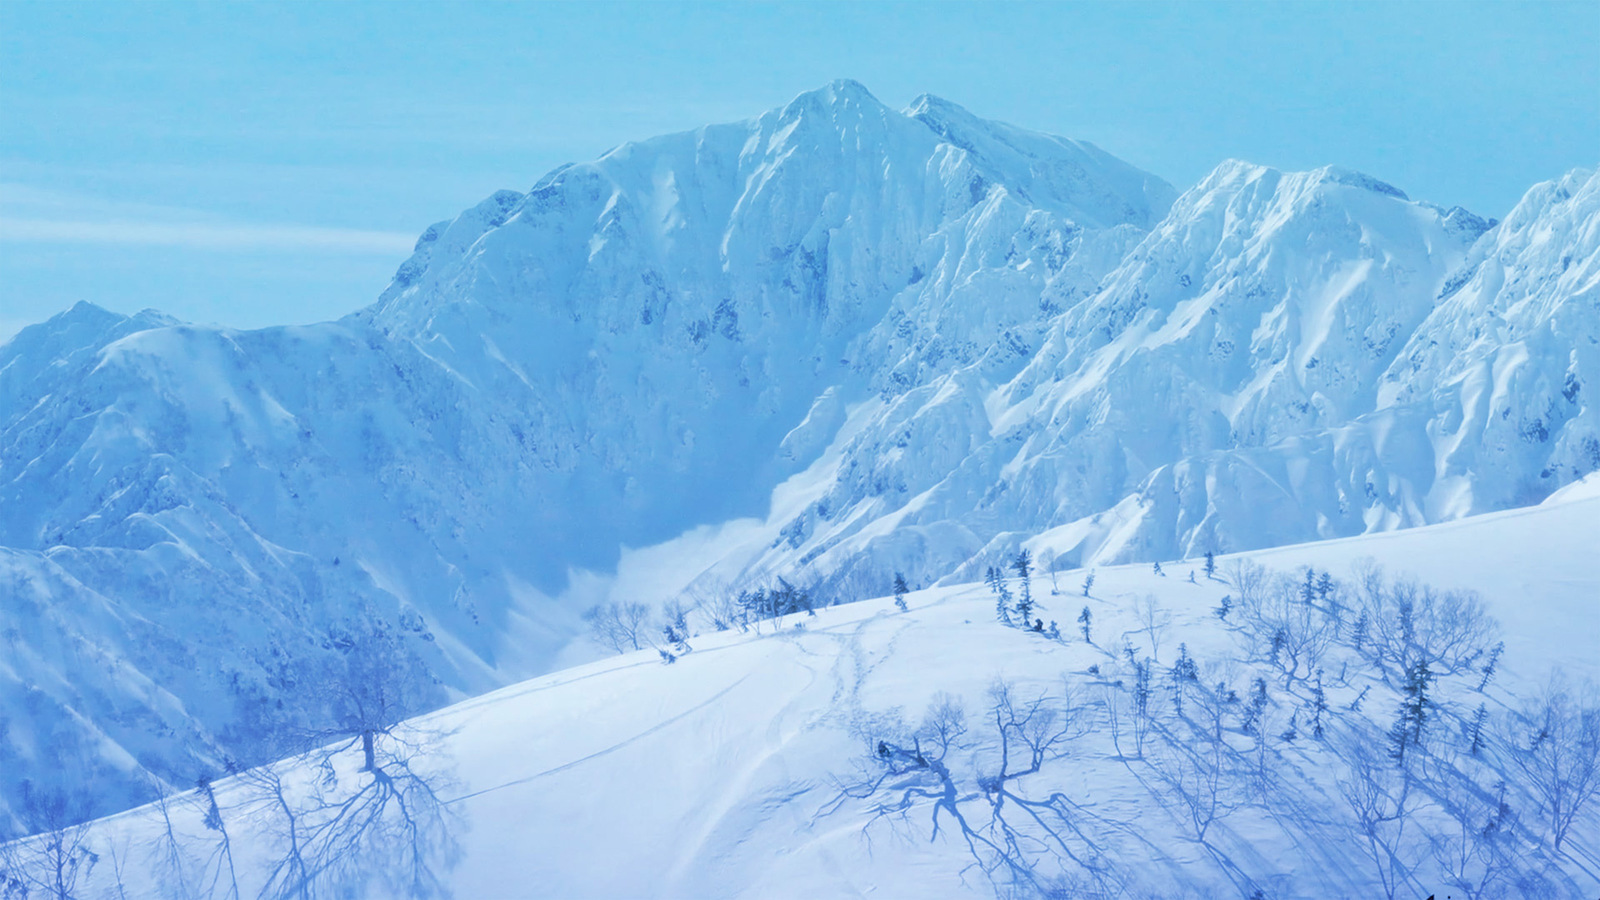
[0,81,1596,831]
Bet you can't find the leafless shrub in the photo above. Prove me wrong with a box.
[6,783,96,900]
[1348,560,1498,676]
[581,601,652,653]
[1338,744,1419,900]
[682,578,746,633]
[1430,776,1519,900]
[1239,574,1337,688]
[1505,672,1600,853]
[1133,595,1171,662]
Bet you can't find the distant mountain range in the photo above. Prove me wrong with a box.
[1,80,1594,826]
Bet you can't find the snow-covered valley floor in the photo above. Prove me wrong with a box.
[6,480,1598,899]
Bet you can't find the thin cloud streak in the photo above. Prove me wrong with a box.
[0,217,416,254]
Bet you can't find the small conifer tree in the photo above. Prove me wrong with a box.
[1348,685,1370,712]
[892,572,909,612]
[1169,644,1198,716]
[1204,550,1216,578]
[1469,702,1489,756]
[1389,659,1433,762]
[1077,606,1093,643]
[1242,677,1269,737]
[1013,550,1033,624]
[1082,572,1095,597]
[1310,670,1328,739]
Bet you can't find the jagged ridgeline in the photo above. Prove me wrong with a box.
[0,80,1595,826]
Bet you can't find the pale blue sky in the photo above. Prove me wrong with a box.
[2,1,1596,339]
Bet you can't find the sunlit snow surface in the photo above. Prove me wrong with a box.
[1,81,1596,833]
[39,483,1600,899]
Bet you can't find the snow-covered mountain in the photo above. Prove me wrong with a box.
[0,81,1594,829]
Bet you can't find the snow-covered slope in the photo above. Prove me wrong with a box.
[725,165,1594,587]
[19,485,1599,899]
[0,82,1175,825]
[1,81,1594,831]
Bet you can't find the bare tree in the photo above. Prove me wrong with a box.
[233,623,463,900]
[683,578,746,633]
[1133,595,1171,662]
[1151,681,1243,843]
[823,680,1115,898]
[581,601,653,653]
[1338,745,1419,900]
[0,838,26,900]
[1348,564,1497,677]
[10,782,95,900]
[1224,558,1271,612]
[1430,776,1518,900]
[245,721,461,900]
[916,692,968,762]
[192,775,242,900]
[1507,672,1600,853]
[1240,575,1336,688]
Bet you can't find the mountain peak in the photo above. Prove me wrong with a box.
[778,79,888,119]
[1308,164,1409,200]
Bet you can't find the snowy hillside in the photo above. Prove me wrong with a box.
[8,482,1597,899]
[1,81,1595,830]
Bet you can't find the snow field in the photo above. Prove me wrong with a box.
[13,485,1595,899]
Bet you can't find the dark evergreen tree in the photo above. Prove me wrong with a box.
[1215,594,1233,620]
[1352,609,1370,654]
[1077,606,1093,643]
[1389,659,1434,762]
[987,567,1014,626]
[1134,660,1153,721]
[1082,572,1095,597]
[1469,702,1489,756]
[1301,568,1318,604]
[1242,677,1268,736]
[1315,571,1335,601]
[892,572,909,612]
[1310,670,1328,739]
[1012,550,1033,624]
[1172,643,1199,682]
[1204,550,1216,578]
[1169,644,1198,716]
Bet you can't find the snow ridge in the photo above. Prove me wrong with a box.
[0,82,1594,830]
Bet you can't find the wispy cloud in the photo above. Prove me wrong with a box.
[0,182,417,254]
[0,217,415,254]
